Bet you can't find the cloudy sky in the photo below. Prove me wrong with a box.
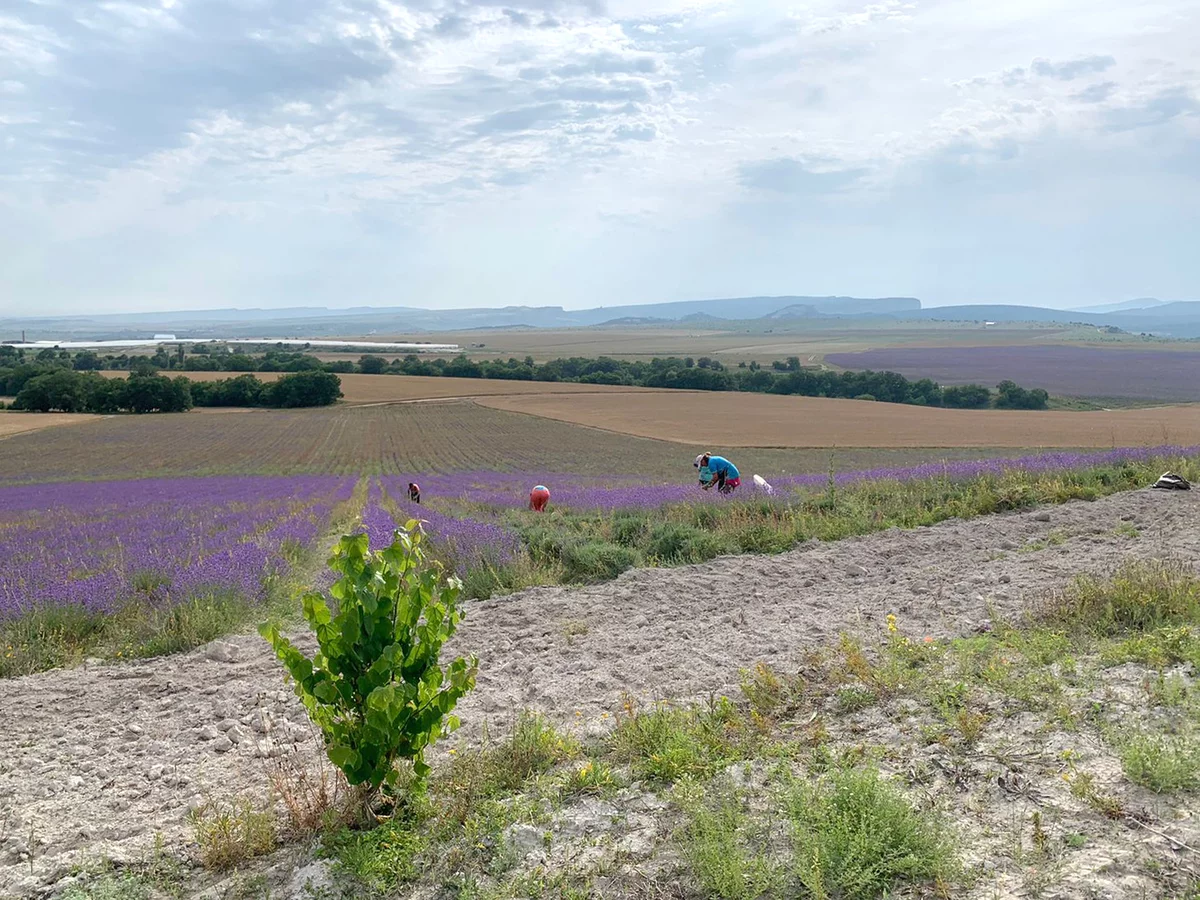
[1,0,1197,315]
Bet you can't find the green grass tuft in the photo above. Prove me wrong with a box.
[1118,731,1200,793]
[786,766,955,898]
[612,699,756,784]
[678,782,781,900]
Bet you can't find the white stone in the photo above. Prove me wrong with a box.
[226,725,250,744]
[503,823,544,858]
[205,641,240,663]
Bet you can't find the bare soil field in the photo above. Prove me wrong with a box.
[0,402,1010,484]
[135,372,654,404]
[0,488,1195,897]
[0,411,96,440]
[479,391,1200,448]
[827,345,1200,402]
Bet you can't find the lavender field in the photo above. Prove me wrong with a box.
[0,476,354,620]
[825,345,1200,402]
[2,445,1195,633]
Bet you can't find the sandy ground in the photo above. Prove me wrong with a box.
[478,391,1200,448]
[0,488,1195,895]
[0,413,97,440]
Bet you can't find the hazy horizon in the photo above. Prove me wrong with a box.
[0,293,1185,323]
[2,0,1197,317]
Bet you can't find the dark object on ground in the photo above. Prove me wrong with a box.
[1152,472,1191,491]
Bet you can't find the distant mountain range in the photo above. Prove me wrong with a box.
[1071,297,1170,314]
[5,295,1200,340]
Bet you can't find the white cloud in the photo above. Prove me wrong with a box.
[1,0,1198,314]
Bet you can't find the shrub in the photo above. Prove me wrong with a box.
[679,783,781,900]
[646,522,723,565]
[1118,731,1200,793]
[610,514,648,547]
[190,798,276,870]
[613,700,753,783]
[520,525,570,566]
[732,522,794,555]
[1046,560,1200,636]
[261,524,478,805]
[786,766,954,897]
[560,540,636,583]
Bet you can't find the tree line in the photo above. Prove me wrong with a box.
[0,364,342,413]
[0,343,1050,410]
[368,353,1049,409]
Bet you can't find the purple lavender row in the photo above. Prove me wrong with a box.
[772,445,1200,490]
[0,476,354,619]
[374,479,520,571]
[360,479,400,552]
[376,445,1196,513]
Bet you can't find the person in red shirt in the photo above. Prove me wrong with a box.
[529,484,550,512]
[407,482,421,504]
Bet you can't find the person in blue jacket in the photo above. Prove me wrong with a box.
[694,453,741,494]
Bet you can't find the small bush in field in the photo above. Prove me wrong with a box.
[261,523,477,804]
[189,798,276,870]
[611,514,648,547]
[786,766,954,896]
[560,540,636,582]
[1048,561,1200,636]
[678,783,781,900]
[646,523,723,565]
[1119,731,1200,793]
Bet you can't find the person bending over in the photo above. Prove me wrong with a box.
[529,484,550,512]
[694,453,741,494]
[408,482,421,504]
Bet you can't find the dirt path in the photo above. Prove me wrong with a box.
[1,488,1196,895]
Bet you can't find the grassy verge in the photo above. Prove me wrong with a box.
[146,558,1199,900]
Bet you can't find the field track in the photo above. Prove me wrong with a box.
[0,412,95,439]
[478,391,1200,448]
[0,487,1196,895]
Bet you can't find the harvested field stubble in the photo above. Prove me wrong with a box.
[479,391,1200,448]
[0,411,96,438]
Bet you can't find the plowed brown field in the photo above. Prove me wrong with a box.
[0,411,96,439]
[478,392,1200,448]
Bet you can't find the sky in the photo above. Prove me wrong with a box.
[1,0,1197,316]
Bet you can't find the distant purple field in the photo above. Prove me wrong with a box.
[3,445,1193,618]
[825,346,1200,401]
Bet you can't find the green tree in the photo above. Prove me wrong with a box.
[265,370,342,408]
[359,355,388,375]
[72,351,103,371]
[13,370,89,412]
[942,384,992,409]
[994,380,1049,410]
[261,526,477,804]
